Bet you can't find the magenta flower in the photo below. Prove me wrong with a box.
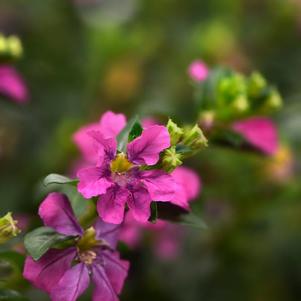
[0,65,28,103]
[232,116,279,155]
[23,193,129,301]
[188,60,209,82]
[77,120,174,224]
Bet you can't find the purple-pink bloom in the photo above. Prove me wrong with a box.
[0,65,28,103]
[23,193,129,301]
[76,112,174,224]
[232,116,279,155]
[188,60,209,82]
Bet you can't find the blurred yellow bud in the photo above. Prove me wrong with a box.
[162,146,183,173]
[167,119,183,145]
[7,36,23,58]
[0,212,20,244]
[232,95,249,113]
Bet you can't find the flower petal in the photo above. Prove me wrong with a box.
[172,167,201,200]
[38,193,83,236]
[101,250,129,294]
[94,218,122,248]
[88,130,117,165]
[23,247,76,293]
[0,65,28,103]
[77,166,113,199]
[72,123,100,163]
[97,186,129,224]
[99,111,127,139]
[140,170,175,201]
[232,117,279,155]
[91,264,118,301]
[127,125,170,165]
[51,263,90,301]
[127,185,151,222]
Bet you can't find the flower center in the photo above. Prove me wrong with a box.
[78,250,97,265]
[110,153,133,173]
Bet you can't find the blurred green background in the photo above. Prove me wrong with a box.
[0,0,301,300]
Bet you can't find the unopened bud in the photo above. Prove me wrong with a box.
[232,95,249,113]
[167,119,183,145]
[265,89,282,110]
[248,72,267,97]
[0,35,7,53]
[7,36,23,58]
[182,124,208,150]
[162,147,183,173]
[0,212,20,244]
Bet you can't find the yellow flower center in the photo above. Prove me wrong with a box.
[110,153,133,174]
[77,227,100,251]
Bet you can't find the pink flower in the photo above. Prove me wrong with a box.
[23,193,129,301]
[77,113,174,224]
[120,166,201,259]
[0,65,28,103]
[188,60,209,82]
[232,117,279,155]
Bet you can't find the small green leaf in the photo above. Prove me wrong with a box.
[0,289,29,301]
[179,213,208,229]
[128,121,143,142]
[175,144,192,154]
[117,116,140,152]
[24,227,71,261]
[148,202,158,223]
[43,174,78,187]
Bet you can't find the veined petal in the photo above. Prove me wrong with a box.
[91,264,118,301]
[72,123,100,163]
[127,185,151,222]
[94,218,122,248]
[88,130,117,165]
[38,193,83,236]
[101,251,129,294]
[97,186,128,224]
[140,170,175,201]
[99,111,127,139]
[127,125,170,165]
[23,247,76,293]
[232,117,279,155]
[77,166,113,199]
[51,263,90,301]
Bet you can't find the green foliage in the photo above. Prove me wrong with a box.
[24,227,72,261]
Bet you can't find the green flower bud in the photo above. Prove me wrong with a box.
[248,72,267,97]
[0,213,20,244]
[182,124,208,150]
[0,34,7,53]
[232,95,249,113]
[167,119,184,145]
[7,36,23,58]
[265,89,282,110]
[162,146,183,173]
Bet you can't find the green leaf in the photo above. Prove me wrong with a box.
[0,289,29,301]
[179,213,208,229]
[128,121,143,142]
[43,174,78,187]
[148,202,158,223]
[117,116,140,152]
[24,227,71,261]
[175,144,192,154]
[0,251,24,270]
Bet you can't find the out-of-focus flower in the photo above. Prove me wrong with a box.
[264,145,294,183]
[188,60,209,82]
[120,166,201,259]
[0,34,23,59]
[232,117,279,155]
[0,65,28,103]
[23,193,129,301]
[76,111,177,224]
[0,212,20,244]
